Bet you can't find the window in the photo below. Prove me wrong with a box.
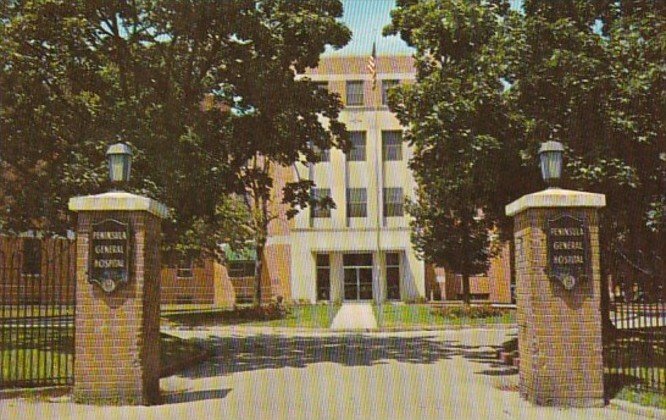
[382,131,403,161]
[383,188,404,217]
[386,252,401,300]
[457,293,491,301]
[228,260,255,278]
[347,188,367,218]
[347,131,366,161]
[22,238,41,277]
[316,254,331,301]
[343,253,373,266]
[314,81,329,92]
[346,80,364,106]
[311,188,332,218]
[176,296,194,304]
[176,258,194,279]
[382,79,399,106]
[309,140,330,162]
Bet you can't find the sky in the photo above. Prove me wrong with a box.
[324,0,524,57]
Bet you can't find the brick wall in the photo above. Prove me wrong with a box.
[513,207,604,406]
[73,210,161,405]
[0,236,76,305]
[305,55,415,109]
[0,234,287,308]
[488,242,512,303]
[160,259,217,305]
[426,241,513,303]
[263,244,292,301]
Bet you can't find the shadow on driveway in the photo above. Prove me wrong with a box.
[174,333,517,380]
[162,388,232,404]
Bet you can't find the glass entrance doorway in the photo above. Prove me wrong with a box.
[343,253,373,301]
[386,252,401,300]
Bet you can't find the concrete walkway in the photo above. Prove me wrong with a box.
[0,328,651,420]
[330,303,377,330]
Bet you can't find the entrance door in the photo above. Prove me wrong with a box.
[386,252,401,300]
[343,253,373,301]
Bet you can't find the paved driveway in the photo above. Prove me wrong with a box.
[0,327,645,419]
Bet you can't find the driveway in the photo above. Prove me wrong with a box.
[0,327,645,419]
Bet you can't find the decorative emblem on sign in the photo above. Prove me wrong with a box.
[90,219,131,293]
[546,214,591,291]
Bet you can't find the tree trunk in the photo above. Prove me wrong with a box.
[254,241,265,307]
[599,240,615,337]
[461,272,471,305]
[461,221,472,305]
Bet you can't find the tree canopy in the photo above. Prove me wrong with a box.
[387,0,664,300]
[0,1,350,261]
[512,0,665,258]
[386,0,532,302]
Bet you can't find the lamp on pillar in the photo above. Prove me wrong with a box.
[70,141,167,405]
[106,143,132,188]
[538,140,564,188]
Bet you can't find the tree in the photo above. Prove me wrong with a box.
[386,0,533,304]
[509,1,665,300]
[0,1,351,305]
[388,0,664,304]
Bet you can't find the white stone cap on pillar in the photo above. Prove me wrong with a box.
[505,188,606,217]
[69,191,169,219]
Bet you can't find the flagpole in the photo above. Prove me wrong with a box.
[368,41,383,306]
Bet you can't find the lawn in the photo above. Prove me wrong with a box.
[375,304,516,328]
[249,304,339,328]
[1,349,73,387]
[162,304,338,329]
[0,326,74,387]
[0,305,74,320]
[499,329,666,409]
[614,386,666,409]
[1,327,206,388]
[160,303,228,315]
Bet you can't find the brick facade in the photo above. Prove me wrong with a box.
[424,242,513,303]
[161,259,227,305]
[73,210,161,405]
[0,234,287,307]
[0,236,76,305]
[513,207,604,406]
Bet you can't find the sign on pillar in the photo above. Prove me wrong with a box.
[90,219,131,293]
[546,215,591,291]
[69,191,168,405]
[506,188,606,407]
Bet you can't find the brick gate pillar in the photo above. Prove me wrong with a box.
[69,192,168,405]
[506,189,606,407]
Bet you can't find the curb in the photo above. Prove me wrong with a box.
[164,323,517,334]
[610,399,666,419]
[0,350,214,401]
[160,348,213,378]
[0,385,70,400]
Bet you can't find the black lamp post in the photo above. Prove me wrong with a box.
[538,141,564,188]
[106,143,132,189]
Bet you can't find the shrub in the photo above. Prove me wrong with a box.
[404,296,428,304]
[233,302,290,320]
[432,304,506,319]
[290,298,311,306]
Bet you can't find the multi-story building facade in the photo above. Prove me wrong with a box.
[279,54,424,303]
[0,53,513,306]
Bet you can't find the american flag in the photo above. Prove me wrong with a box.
[367,42,377,90]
